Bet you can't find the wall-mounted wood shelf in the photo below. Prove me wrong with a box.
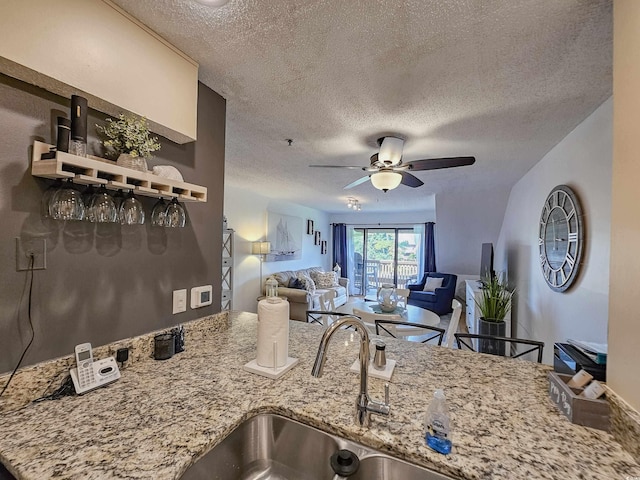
[31,141,207,203]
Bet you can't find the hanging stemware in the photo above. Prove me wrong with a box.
[151,197,167,226]
[164,198,186,228]
[89,185,118,223]
[41,179,63,218]
[119,190,145,225]
[50,180,85,221]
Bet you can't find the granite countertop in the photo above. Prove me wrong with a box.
[1,311,639,479]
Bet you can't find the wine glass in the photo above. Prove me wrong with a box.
[50,180,85,221]
[164,198,186,228]
[119,190,145,225]
[89,185,118,223]
[112,189,125,212]
[41,179,63,218]
[151,198,167,226]
[81,185,96,220]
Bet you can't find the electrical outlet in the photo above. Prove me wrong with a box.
[173,289,187,314]
[15,237,47,271]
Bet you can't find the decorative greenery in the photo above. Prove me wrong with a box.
[96,114,161,159]
[475,273,514,323]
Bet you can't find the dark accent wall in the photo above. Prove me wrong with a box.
[0,76,225,373]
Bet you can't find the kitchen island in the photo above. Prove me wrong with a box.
[0,311,639,479]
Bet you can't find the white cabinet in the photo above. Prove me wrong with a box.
[465,280,511,337]
[222,229,234,311]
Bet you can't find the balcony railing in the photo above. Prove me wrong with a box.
[376,260,419,287]
[354,260,419,294]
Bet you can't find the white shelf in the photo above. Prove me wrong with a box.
[222,229,234,311]
[31,141,207,203]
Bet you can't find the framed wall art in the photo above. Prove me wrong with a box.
[314,230,321,245]
[266,211,302,261]
[306,219,314,235]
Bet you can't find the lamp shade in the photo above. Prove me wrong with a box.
[371,171,402,191]
[252,241,271,255]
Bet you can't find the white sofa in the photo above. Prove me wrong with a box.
[265,267,349,321]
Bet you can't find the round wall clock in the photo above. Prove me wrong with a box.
[538,185,583,292]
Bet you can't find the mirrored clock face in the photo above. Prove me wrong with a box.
[538,185,583,292]
[544,208,569,269]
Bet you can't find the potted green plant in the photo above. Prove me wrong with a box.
[96,113,161,172]
[474,273,514,355]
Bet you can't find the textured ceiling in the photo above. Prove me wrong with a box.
[112,0,612,213]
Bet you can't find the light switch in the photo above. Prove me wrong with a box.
[173,289,187,314]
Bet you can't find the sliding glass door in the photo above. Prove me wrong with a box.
[351,228,420,295]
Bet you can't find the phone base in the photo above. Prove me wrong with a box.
[70,357,121,395]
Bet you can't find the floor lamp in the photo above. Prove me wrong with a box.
[252,241,271,295]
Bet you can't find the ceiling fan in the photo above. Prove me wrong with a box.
[309,136,475,192]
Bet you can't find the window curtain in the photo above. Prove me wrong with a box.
[332,223,348,278]
[346,226,357,294]
[424,222,436,273]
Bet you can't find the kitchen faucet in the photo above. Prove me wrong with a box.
[311,315,390,427]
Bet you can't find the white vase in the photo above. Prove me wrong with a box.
[117,153,148,172]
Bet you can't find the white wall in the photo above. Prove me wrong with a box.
[331,192,509,283]
[495,98,612,365]
[224,185,330,313]
[435,187,512,275]
[329,210,435,225]
[610,0,640,411]
[0,0,198,143]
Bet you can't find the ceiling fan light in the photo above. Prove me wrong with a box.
[371,171,402,192]
[378,136,404,166]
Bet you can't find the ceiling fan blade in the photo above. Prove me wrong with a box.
[344,176,371,190]
[406,156,475,171]
[309,165,365,169]
[400,171,424,188]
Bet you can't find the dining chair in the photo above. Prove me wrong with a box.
[443,299,462,348]
[375,320,446,345]
[365,287,409,308]
[306,310,354,327]
[352,307,387,331]
[319,290,336,312]
[396,288,410,309]
[454,333,544,363]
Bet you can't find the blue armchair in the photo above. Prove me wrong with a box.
[407,273,457,315]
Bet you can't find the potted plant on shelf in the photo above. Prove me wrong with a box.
[474,273,514,355]
[96,113,161,172]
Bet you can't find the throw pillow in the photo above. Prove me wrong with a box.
[315,271,339,288]
[297,272,316,292]
[288,278,305,289]
[423,277,444,292]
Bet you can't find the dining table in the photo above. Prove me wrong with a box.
[337,300,441,334]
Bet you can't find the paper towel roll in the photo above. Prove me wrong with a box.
[257,298,290,367]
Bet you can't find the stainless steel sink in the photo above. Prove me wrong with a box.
[180,414,456,480]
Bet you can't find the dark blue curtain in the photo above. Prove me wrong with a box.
[332,223,348,275]
[424,222,436,273]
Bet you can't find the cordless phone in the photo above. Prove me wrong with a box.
[75,343,96,389]
[70,343,120,395]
